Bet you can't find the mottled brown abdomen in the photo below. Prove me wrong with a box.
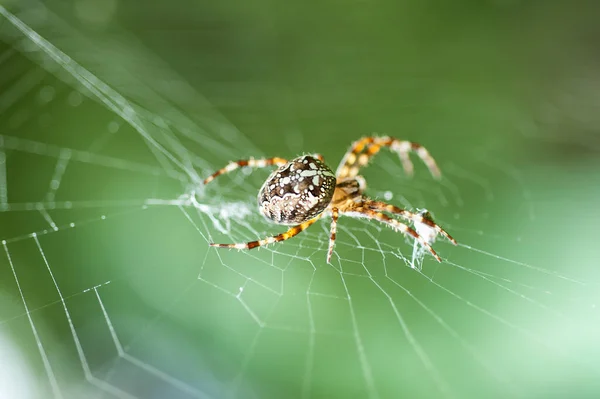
[258,155,336,225]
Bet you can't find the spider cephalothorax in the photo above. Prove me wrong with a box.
[204,136,457,262]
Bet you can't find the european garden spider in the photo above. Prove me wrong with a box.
[204,136,457,263]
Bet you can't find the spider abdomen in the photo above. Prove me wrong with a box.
[258,155,336,225]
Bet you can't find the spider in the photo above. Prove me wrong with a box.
[204,136,457,263]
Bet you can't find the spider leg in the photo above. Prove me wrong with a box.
[336,136,441,180]
[209,215,320,251]
[341,207,442,262]
[204,157,288,185]
[327,207,339,263]
[364,200,457,245]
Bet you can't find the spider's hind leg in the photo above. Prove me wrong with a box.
[326,207,339,264]
[209,215,320,251]
[204,157,288,185]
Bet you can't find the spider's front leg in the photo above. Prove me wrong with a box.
[336,136,441,180]
[209,215,321,251]
[204,157,288,185]
[365,200,457,245]
[341,206,443,262]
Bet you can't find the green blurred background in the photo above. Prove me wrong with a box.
[0,0,599,398]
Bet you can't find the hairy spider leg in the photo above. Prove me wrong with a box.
[365,200,457,245]
[342,207,442,262]
[203,157,288,185]
[209,214,321,251]
[327,207,339,263]
[336,136,441,180]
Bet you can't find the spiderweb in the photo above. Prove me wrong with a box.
[1,2,599,399]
